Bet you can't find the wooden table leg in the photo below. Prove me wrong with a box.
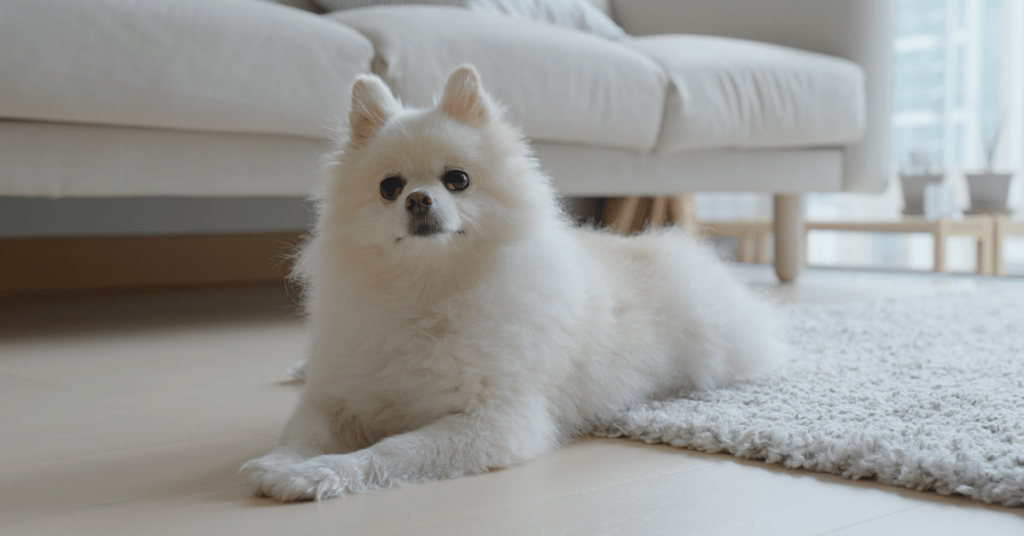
[977,217,994,275]
[755,225,771,265]
[933,220,947,273]
[736,231,756,263]
[994,215,1006,276]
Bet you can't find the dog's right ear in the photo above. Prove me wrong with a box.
[348,75,400,148]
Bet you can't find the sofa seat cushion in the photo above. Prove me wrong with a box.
[626,35,865,153]
[0,0,374,139]
[330,6,668,152]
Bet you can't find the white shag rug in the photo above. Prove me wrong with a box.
[593,287,1024,507]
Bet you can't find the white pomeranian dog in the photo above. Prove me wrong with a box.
[242,65,783,501]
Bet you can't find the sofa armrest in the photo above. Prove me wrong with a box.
[611,0,895,194]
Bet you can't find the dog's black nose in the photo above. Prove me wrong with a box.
[405,191,433,216]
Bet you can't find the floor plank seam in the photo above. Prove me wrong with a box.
[393,460,712,533]
[812,504,926,536]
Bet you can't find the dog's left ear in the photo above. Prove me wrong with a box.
[440,65,489,127]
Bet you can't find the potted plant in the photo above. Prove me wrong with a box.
[899,151,944,216]
[966,116,1014,215]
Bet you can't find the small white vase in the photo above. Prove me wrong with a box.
[899,173,944,216]
[923,182,961,221]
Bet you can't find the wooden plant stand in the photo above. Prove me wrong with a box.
[602,199,1018,277]
[804,217,994,275]
[699,216,1014,275]
[994,216,1024,276]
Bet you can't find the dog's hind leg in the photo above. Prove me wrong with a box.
[243,397,556,501]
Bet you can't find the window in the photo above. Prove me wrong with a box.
[695,0,1024,275]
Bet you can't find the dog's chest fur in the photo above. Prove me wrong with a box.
[309,301,495,441]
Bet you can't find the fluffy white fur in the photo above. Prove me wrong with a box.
[242,65,783,501]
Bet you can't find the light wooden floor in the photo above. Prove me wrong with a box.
[2,267,1023,535]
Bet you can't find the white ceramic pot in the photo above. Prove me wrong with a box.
[965,173,1013,214]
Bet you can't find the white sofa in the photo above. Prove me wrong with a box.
[0,0,894,281]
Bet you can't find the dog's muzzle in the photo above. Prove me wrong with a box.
[405,191,444,236]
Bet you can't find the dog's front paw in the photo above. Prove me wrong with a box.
[241,453,366,502]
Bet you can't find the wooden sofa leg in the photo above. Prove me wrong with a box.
[604,197,641,235]
[773,194,804,282]
[649,197,668,228]
[667,194,698,235]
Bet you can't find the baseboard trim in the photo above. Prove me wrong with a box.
[0,232,305,296]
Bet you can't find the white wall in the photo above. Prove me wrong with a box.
[0,197,313,237]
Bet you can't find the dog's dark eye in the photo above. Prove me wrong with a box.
[443,170,470,192]
[380,176,405,200]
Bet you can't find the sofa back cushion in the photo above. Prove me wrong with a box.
[0,0,374,139]
[315,0,626,39]
[628,35,866,152]
[330,6,667,152]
